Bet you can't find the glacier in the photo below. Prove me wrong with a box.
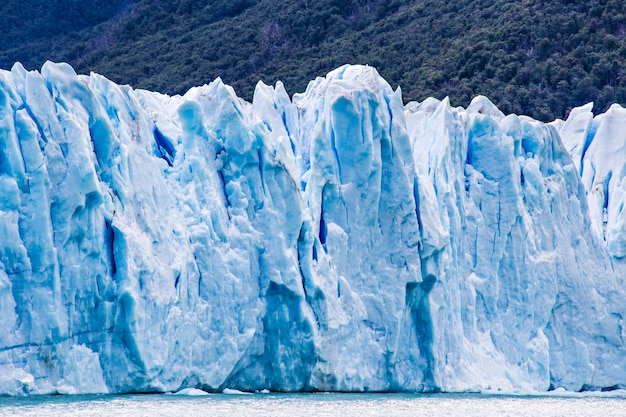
[0,62,625,395]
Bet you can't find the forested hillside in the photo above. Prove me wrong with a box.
[2,0,626,121]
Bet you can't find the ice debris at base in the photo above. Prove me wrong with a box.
[0,62,625,396]
[173,387,210,396]
[222,388,252,395]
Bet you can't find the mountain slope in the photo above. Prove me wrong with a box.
[1,1,626,120]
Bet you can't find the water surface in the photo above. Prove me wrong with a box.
[1,391,625,417]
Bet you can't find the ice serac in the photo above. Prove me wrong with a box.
[292,66,426,391]
[559,103,626,260]
[406,96,626,392]
[0,62,625,395]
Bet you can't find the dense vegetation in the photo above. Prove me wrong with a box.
[2,0,626,121]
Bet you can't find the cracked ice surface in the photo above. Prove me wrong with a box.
[0,62,624,395]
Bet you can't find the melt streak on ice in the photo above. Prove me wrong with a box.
[0,62,624,395]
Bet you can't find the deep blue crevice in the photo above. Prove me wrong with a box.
[153,127,175,167]
[319,214,327,245]
[192,251,204,297]
[217,168,232,220]
[413,177,424,235]
[466,129,475,166]
[296,225,309,300]
[296,223,323,331]
[329,129,342,183]
[20,102,49,144]
[383,93,394,140]
[257,147,267,198]
[281,111,297,155]
[603,171,612,213]
[319,185,328,245]
[580,118,601,175]
[104,219,117,276]
[406,274,438,392]
[0,148,10,176]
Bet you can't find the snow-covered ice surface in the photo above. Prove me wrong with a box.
[0,62,624,396]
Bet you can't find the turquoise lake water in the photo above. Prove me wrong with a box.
[1,391,625,416]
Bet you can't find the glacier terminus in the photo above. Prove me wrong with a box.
[0,62,625,395]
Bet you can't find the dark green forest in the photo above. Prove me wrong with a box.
[1,0,626,121]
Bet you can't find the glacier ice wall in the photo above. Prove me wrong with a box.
[0,62,624,395]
